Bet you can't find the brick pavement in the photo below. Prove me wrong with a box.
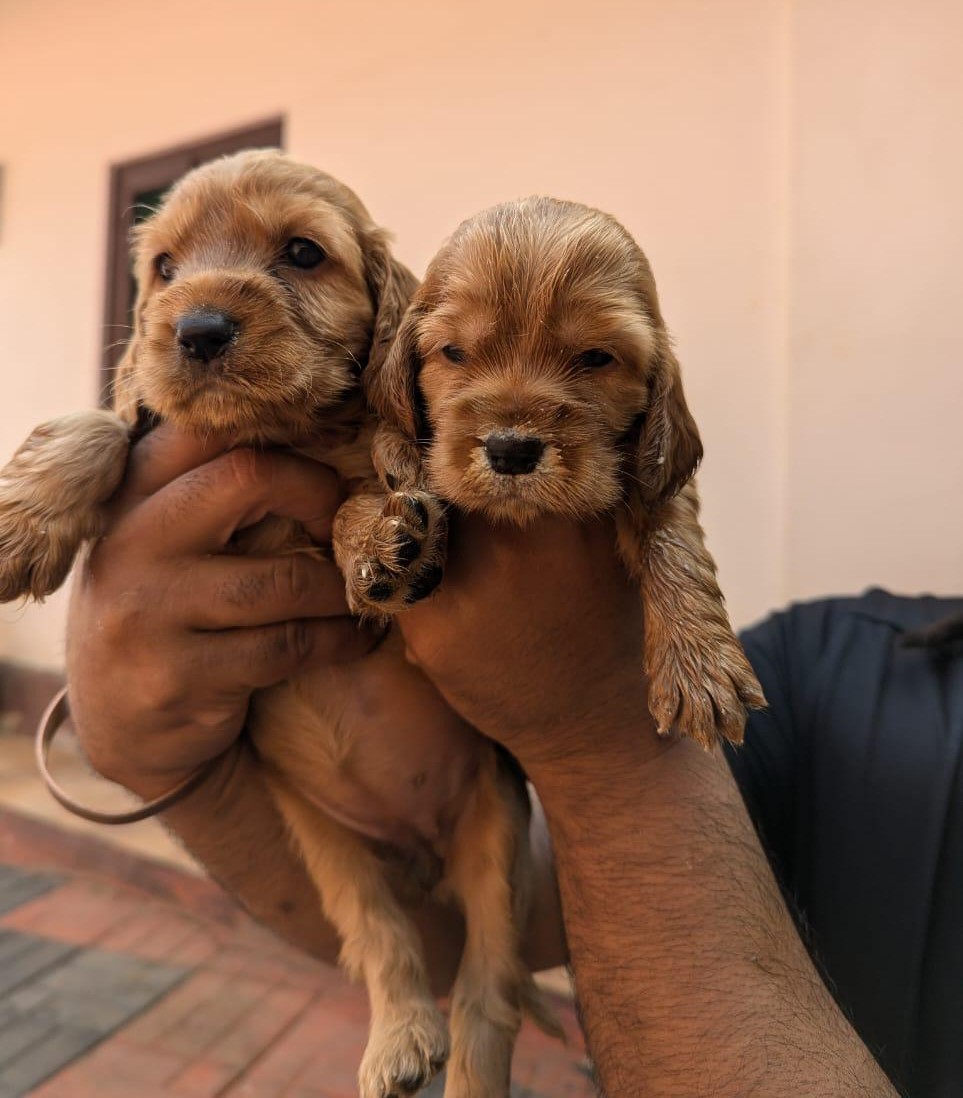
[0,810,595,1097]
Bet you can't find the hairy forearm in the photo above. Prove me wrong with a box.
[532,732,896,1097]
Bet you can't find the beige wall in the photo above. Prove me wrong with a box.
[0,0,959,669]
[788,0,963,601]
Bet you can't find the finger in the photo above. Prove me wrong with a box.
[207,616,385,689]
[134,448,343,554]
[121,423,234,503]
[184,553,351,630]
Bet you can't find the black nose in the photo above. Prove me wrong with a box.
[484,431,545,475]
[176,311,237,363]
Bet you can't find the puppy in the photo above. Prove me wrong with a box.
[0,153,558,1098]
[353,197,766,750]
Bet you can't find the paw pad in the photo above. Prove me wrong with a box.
[405,563,444,603]
[348,491,447,615]
[394,532,421,569]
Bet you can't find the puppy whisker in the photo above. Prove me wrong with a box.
[103,337,133,355]
[125,202,162,222]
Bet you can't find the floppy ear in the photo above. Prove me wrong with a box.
[634,332,703,505]
[363,269,429,445]
[363,229,420,377]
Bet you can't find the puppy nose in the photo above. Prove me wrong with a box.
[484,431,545,475]
[176,310,237,363]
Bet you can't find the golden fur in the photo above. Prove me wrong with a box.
[0,153,558,1098]
[361,197,766,749]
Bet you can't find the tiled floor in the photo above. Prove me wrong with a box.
[0,714,590,1097]
[0,867,188,1098]
[0,810,595,1097]
[0,722,573,1000]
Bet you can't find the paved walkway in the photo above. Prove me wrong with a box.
[0,809,594,1097]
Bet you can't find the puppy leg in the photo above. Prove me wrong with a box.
[0,411,130,601]
[268,778,449,1098]
[619,481,766,749]
[334,489,447,616]
[442,755,560,1098]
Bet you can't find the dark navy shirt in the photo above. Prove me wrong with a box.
[729,590,963,1098]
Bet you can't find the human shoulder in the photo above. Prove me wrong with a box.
[740,587,963,691]
[729,589,963,887]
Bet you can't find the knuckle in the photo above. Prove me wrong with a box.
[403,640,423,668]
[219,567,265,611]
[273,555,311,604]
[275,619,314,666]
[222,447,265,494]
[401,628,433,672]
[98,589,146,645]
[402,631,449,678]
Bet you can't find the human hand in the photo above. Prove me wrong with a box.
[398,513,664,779]
[67,424,382,799]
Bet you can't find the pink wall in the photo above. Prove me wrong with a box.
[0,0,958,668]
[787,0,963,600]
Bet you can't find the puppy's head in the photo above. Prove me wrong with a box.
[116,150,415,441]
[370,197,702,523]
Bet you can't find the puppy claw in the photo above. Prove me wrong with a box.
[647,642,765,751]
[648,690,681,740]
[411,499,430,530]
[391,492,430,532]
[738,676,768,712]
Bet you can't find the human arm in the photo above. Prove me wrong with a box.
[399,514,898,1096]
[66,425,484,980]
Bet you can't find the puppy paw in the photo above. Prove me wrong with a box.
[348,491,447,615]
[0,513,85,603]
[359,1000,449,1098]
[647,637,766,750]
[0,412,130,601]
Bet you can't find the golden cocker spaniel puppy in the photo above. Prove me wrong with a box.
[356,197,766,750]
[0,153,558,1098]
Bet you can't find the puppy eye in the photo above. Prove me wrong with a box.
[285,238,327,269]
[441,345,466,364]
[155,253,176,282]
[575,349,614,369]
